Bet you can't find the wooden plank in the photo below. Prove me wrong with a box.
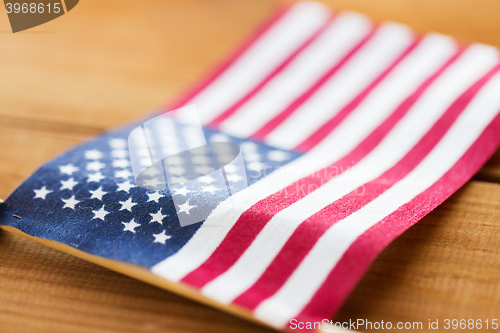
[475,150,500,183]
[321,0,500,49]
[2,0,500,130]
[0,230,275,333]
[0,0,279,129]
[0,116,96,199]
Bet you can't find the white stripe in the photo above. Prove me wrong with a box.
[263,23,414,150]
[217,12,373,138]
[151,33,451,283]
[255,49,500,329]
[177,2,331,125]
[200,33,474,304]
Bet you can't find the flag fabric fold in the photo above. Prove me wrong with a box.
[2,1,500,331]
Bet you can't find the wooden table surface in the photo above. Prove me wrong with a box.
[1,1,500,332]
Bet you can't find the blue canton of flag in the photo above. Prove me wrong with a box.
[0,113,301,268]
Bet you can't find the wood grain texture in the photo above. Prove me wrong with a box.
[0,229,275,333]
[1,1,500,332]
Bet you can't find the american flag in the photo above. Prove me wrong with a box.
[2,1,500,330]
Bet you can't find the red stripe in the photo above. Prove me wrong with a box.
[180,44,458,290]
[162,4,292,113]
[250,26,377,141]
[207,15,337,129]
[294,65,500,327]
[295,37,421,152]
[234,55,496,311]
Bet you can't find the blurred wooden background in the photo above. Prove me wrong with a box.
[1,0,500,332]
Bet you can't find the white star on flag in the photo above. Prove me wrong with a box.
[166,156,183,165]
[201,185,218,194]
[153,230,171,244]
[115,170,133,179]
[92,206,109,221]
[60,178,78,191]
[86,161,106,172]
[168,166,185,175]
[147,191,163,203]
[198,175,215,184]
[62,196,80,210]
[174,187,190,196]
[142,167,161,177]
[112,159,130,168]
[240,141,257,152]
[223,164,238,173]
[170,176,188,184]
[111,150,128,158]
[149,209,167,224]
[85,150,103,160]
[247,161,266,171]
[227,174,243,182]
[143,178,164,188]
[89,187,107,200]
[267,150,290,161]
[119,197,137,212]
[109,138,127,149]
[117,181,134,192]
[244,153,261,162]
[177,200,195,215]
[59,164,79,175]
[195,165,213,174]
[191,155,211,164]
[122,219,140,233]
[87,172,105,183]
[34,186,52,199]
